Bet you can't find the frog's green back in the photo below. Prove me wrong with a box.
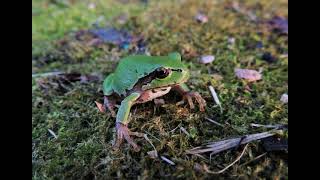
[104,53,184,96]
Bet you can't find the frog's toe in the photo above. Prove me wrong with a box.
[192,92,206,112]
[183,92,206,111]
[95,101,106,113]
[110,110,116,117]
[115,123,141,151]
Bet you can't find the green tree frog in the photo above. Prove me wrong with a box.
[99,52,206,151]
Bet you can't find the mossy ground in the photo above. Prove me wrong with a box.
[32,0,288,179]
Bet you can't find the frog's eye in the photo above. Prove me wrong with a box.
[156,68,170,79]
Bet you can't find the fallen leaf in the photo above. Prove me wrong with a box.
[90,27,134,49]
[235,68,262,82]
[262,52,277,63]
[267,16,288,35]
[36,72,101,94]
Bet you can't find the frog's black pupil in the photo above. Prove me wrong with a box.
[156,68,169,79]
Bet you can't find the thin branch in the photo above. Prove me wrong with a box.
[205,117,224,127]
[250,123,286,129]
[186,131,277,155]
[203,144,249,174]
[239,152,267,167]
[32,71,64,78]
[208,86,223,113]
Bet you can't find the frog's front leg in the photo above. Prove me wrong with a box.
[173,83,206,112]
[114,92,143,151]
[103,96,116,117]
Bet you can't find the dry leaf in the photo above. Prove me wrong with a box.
[235,68,262,82]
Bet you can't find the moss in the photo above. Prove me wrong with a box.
[33,0,288,179]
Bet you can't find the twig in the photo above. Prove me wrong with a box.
[208,86,222,113]
[143,134,158,158]
[169,123,181,133]
[144,134,157,151]
[161,156,175,166]
[239,152,267,167]
[205,117,224,127]
[32,71,64,78]
[180,127,190,137]
[143,131,161,142]
[250,123,287,129]
[203,144,249,174]
[48,129,58,139]
[186,131,277,155]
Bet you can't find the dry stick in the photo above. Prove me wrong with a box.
[180,127,190,137]
[32,71,64,78]
[239,152,267,167]
[205,117,224,127]
[161,156,175,166]
[186,131,275,155]
[48,129,58,139]
[203,144,249,174]
[143,131,161,142]
[250,123,285,129]
[208,86,223,113]
[170,123,181,133]
[143,134,158,157]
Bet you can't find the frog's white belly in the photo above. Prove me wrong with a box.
[137,87,172,103]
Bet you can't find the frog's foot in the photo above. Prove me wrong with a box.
[113,123,143,152]
[177,92,206,112]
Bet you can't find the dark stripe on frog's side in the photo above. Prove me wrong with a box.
[126,68,183,96]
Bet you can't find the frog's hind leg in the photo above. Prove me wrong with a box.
[114,92,142,151]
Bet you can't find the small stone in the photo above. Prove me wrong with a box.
[199,55,215,64]
[195,13,208,23]
[280,94,288,104]
[228,37,235,44]
[88,3,96,10]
